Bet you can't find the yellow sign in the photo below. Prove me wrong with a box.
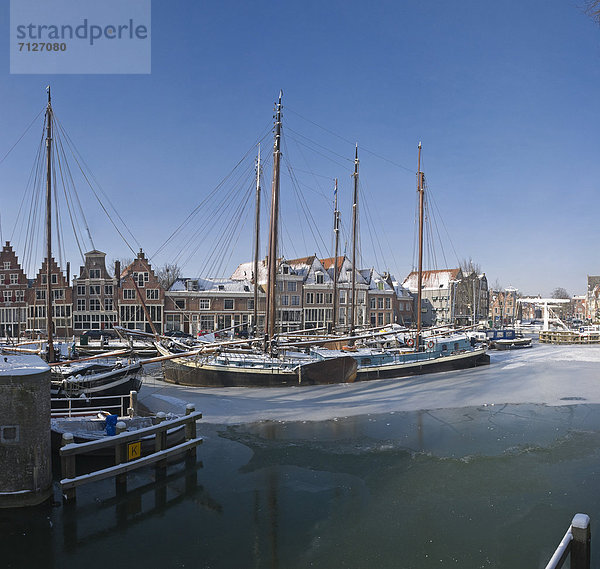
[128,441,141,461]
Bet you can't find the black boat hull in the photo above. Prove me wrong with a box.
[162,356,358,387]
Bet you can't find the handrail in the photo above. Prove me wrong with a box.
[545,514,590,569]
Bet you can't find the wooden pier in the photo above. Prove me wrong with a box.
[59,404,202,502]
[539,330,600,344]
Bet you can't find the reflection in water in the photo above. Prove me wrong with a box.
[2,405,600,568]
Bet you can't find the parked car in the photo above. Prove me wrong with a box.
[80,329,118,340]
[22,329,47,339]
[164,330,193,339]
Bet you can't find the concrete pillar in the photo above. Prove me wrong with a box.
[0,354,52,508]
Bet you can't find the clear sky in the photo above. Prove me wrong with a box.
[1,0,599,297]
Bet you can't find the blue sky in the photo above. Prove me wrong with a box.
[1,0,599,296]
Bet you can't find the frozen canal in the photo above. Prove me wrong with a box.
[2,343,600,568]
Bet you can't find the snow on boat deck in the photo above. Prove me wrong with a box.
[138,343,600,425]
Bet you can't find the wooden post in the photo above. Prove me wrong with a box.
[155,412,167,476]
[115,423,127,496]
[185,404,197,465]
[571,514,591,569]
[61,432,76,502]
[128,390,138,417]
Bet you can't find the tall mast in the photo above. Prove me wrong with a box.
[265,92,282,344]
[415,141,424,352]
[331,178,340,332]
[349,145,359,335]
[253,145,261,337]
[45,87,55,362]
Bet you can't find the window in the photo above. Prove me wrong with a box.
[281,295,289,306]
[358,292,365,305]
[306,292,314,304]
[224,299,234,310]
[378,298,384,309]
[123,289,136,300]
[89,299,101,311]
[77,299,86,311]
[200,315,213,330]
[247,299,254,310]
[53,289,64,300]
[104,298,113,311]
[10,274,18,284]
[276,281,283,291]
[41,274,47,284]
[89,269,101,279]
[326,293,333,304]
[370,298,376,309]
[287,281,297,292]
[3,291,10,302]
[146,289,159,300]
[316,293,324,304]
[378,313,384,325]
[36,290,46,301]
[89,285,101,296]
[175,299,186,310]
[385,298,391,309]
[339,290,346,304]
[104,285,113,296]
[77,285,86,295]
[199,299,210,310]
[282,266,289,275]
[385,313,391,324]
[0,274,4,283]
[2,262,9,269]
[15,290,24,301]
[291,295,300,306]
[51,274,58,284]
[316,273,324,284]
[133,272,149,287]
[377,281,384,290]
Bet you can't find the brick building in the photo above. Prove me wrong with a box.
[119,250,164,333]
[26,257,73,337]
[0,242,28,337]
[71,250,119,332]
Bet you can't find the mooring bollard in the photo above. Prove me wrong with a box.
[61,432,76,502]
[571,514,591,569]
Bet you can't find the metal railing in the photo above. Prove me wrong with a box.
[545,514,591,569]
[51,392,134,418]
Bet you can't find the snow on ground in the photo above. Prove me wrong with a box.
[138,343,600,424]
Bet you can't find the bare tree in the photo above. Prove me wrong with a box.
[156,263,182,291]
[110,258,133,278]
[584,0,600,24]
[551,287,570,299]
[460,258,482,276]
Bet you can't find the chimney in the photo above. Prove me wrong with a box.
[66,262,70,284]
[115,260,121,287]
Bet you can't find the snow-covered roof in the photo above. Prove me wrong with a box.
[170,277,254,293]
[402,269,461,292]
[0,354,50,376]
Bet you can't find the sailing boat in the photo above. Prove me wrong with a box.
[35,88,143,400]
[312,142,489,380]
[155,93,358,386]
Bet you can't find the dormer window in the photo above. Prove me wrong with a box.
[90,269,101,279]
[316,272,324,284]
[218,285,225,291]
[282,266,289,275]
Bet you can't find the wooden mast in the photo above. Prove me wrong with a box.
[45,87,55,362]
[349,145,359,336]
[265,92,282,346]
[253,145,261,337]
[415,141,424,352]
[331,178,340,332]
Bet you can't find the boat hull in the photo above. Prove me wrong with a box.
[161,355,358,387]
[354,347,490,381]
